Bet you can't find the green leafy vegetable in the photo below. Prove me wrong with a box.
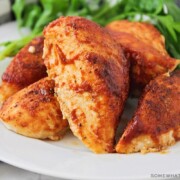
[0,0,180,62]
[22,4,42,29]
[0,34,36,60]
[12,0,25,28]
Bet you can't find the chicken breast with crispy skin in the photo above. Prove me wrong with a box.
[106,20,179,94]
[0,37,47,104]
[106,20,168,55]
[116,70,180,154]
[43,16,129,153]
[0,77,68,140]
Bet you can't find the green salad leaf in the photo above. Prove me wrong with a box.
[12,0,25,28]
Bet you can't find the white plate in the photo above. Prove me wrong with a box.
[0,22,180,180]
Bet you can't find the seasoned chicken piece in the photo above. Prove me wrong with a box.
[0,37,47,104]
[0,78,68,140]
[107,20,168,55]
[43,16,129,153]
[106,20,179,94]
[116,71,180,153]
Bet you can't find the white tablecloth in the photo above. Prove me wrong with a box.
[0,162,66,180]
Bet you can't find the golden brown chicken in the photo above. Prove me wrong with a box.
[106,20,168,55]
[0,77,69,140]
[116,70,180,153]
[0,37,47,104]
[43,16,129,153]
[106,20,179,94]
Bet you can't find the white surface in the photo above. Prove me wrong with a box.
[0,1,10,16]
[0,163,62,180]
[0,22,180,180]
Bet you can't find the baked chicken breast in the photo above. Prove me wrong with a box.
[43,16,129,153]
[0,37,47,104]
[0,78,68,140]
[106,20,179,94]
[116,70,180,153]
